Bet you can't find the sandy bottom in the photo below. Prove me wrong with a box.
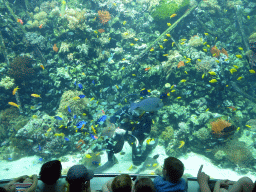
[1,143,256,182]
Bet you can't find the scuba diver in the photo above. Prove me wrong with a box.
[94,96,163,173]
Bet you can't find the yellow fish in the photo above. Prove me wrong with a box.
[208,71,216,75]
[237,127,240,131]
[115,85,119,89]
[238,47,243,51]
[237,76,243,80]
[171,90,175,92]
[12,86,19,95]
[163,39,168,42]
[209,79,218,83]
[197,59,201,62]
[150,47,154,51]
[31,94,41,98]
[205,108,209,112]
[122,21,126,25]
[167,23,171,26]
[180,42,185,45]
[207,45,210,48]
[203,42,207,45]
[32,115,37,119]
[215,60,220,63]
[90,97,95,101]
[130,43,134,46]
[122,58,126,61]
[236,55,242,58]
[163,54,168,56]
[8,102,20,108]
[159,45,163,49]
[128,165,133,171]
[123,32,128,36]
[246,125,251,128]
[82,113,86,116]
[152,119,155,124]
[121,67,125,70]
[203,49,207,52]
[249,69,256,74]
[202,74,205,79]
[132,74,136,76]
[233,65,239,69]
[170,14,177,18]
[73,96,80,100]
[152,163,158,167]
[229,68,237,75]
[178,140,185,148]
[134,38,139,41]
[172,42,175,47]
[185,60,190,63]
[247,15,250,20]
[86,154,92,158]
[180,79,186,83]
[171,85,174,89]
[91,125,96,134]
[82,72,85,76]
[167,92,170,96]
[204,33,209,36]
[177,97,181,99]
[94,31,98,34]
[166,34,171,37]
[184,71,188,74]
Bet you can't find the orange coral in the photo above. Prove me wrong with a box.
[53,44,58,52]
[177,61,185,68]
[98,10,111,24]
[76,139,86,150]
[220,48,228,57]
[211,118,231,136]
[210,45,220,58]
[98,28,105,33]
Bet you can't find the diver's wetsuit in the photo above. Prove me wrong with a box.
[109,105,155,165]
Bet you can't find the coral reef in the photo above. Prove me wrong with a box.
[0,76,15,90]
[210,118,231,136]
[188,35,203,47]
[77,43,89,55]
[98,10,111,24]
[160,126,174,143]
[25,32,46,49]
[65,8,87,30]
[59,42,70,53]
[193,127,210,141]
[8,56,35,84]
[57,90,89,116]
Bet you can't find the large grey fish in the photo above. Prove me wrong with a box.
[130,97,163,112]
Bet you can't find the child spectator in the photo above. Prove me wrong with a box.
[102,174,133,192]
[154,157,188,192]
[36,160,66,192]
[66,164,94,192]
[197,165,254,192]
[134,177,155,192]
[2,174,38,192]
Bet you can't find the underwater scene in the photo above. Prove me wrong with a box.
[1,0,256,180]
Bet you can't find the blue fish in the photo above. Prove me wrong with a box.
[140,89,149,96]
[39,158,43,162]
[160,93,168,99]
[64,137,70,141]
[92,161,100,165]
[90,134,96,140]
[79,95,85,98]
[97,115,107,125]
[38,144,42,151]
[74,115,77,119]
[68,106,71,113]
[76,121,86,129]
[55,116,63,120]
[78,83,83,89]
[7,158,12,160]
[92,80,95,85]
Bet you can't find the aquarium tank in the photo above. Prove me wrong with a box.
[1,0,256,182]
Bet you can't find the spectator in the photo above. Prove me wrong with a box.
[134,177,155,192]
[102,174,133,192]
[153,157,188,192]
[37,160,66,192]
[66,165,94,192]
[197,165,254,192]
[2,174,38,192]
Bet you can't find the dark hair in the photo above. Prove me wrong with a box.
[40,160,62,185]
[111,174,132,192]
[0,187,8,192]
[164,157,184,183]
[69,183,86,192]
[134,178,155,192]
